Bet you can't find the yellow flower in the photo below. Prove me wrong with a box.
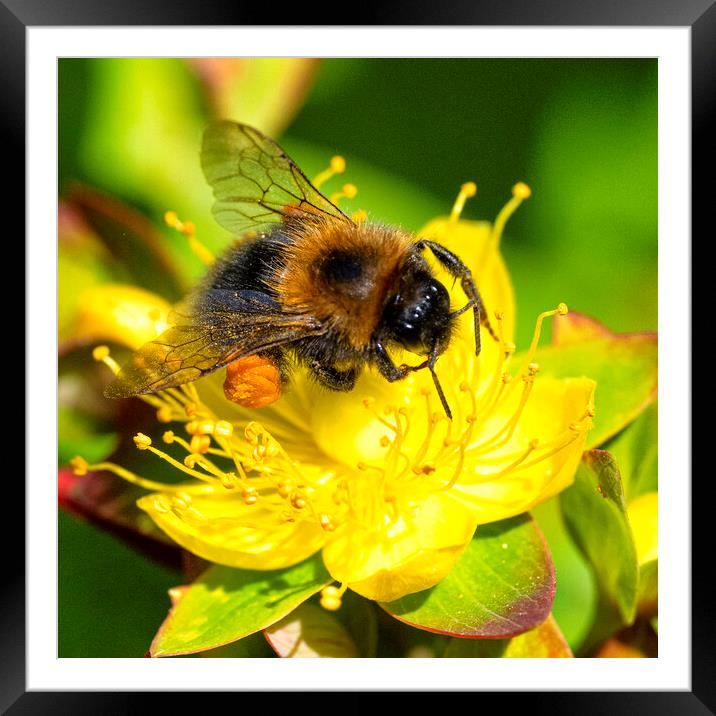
[75,183,595,603]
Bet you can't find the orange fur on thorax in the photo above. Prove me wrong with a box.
[270,219,414,349]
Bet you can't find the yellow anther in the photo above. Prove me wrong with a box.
[527,362,540,376]
[529,438,541,449]
[290,491,307,509]
[183,454,199,469]
[491,182,530,249]
[503,342,516,354]
[494,310,505,321]
[219,472,236,490]
[501,372,513,384]
[92,345,110,361]
[190,434,211,454]
[466,414,477,424]
[162,431,175,444]
[320,514,336,532]
[352,209,368,224]
[69,456,89,476]
[92,345,121,375]
[133,433,152,450]
[379,436,391,448]
[357,462,367,471]
[277,480,293,499]
[330,183,358,204]
[313,155,346,188]
[184,403,197,418]
[459,381,470,392]
[587,406,596,418]
[450,181,478,224]
[512,182,531,199]
[196,420,215,435]
[242,487,258,505]
[156,406,173,423]
[185,420,199,435]
[214,420,233,437]
[320,585,343,611]
[557,302,569,316]
[421,464,436,475]
[362,397,375,408]
[165,210,212,264]
[244,422,263,444]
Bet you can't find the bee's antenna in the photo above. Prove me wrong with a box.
[428,346,452,420]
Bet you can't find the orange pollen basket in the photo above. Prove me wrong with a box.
[223,355,282,408]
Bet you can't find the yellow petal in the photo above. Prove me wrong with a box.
[628,491,658,565]
[322,492,477,602]
[71,283,172,350]
[137,493,327,570]
[452,377,596,523]
[419,217,515,342]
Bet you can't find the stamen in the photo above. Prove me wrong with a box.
[165,210,214,266]
[320,583,347,611]
[92,345,121,376]
[79,460,214,494]
[449,182,477,226]
[352,209,368,224]
[490,182,531,250]
[518,303,568,378]
[312,156,346,189]
[330,183,358,205]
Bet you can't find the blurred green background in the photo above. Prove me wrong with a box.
[58,58,657,657]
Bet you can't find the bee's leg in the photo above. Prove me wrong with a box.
[373,342,429,382]
[308,360,357,392]
[416,239,498,356]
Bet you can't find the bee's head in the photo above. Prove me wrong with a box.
[383,271,452,357]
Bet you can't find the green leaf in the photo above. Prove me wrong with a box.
[443,614,572,658]
[604,401,658,500]
[334,591,379,658]
[531,497,596,652]
[380,514,554,638]
[150,554,332,657]
[637,559,658,619]
[560,450,639,652]
[531,332,657,448]
[264,603,359,658]
[199,632,275,658]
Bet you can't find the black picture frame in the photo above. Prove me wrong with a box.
[11,0,704,711]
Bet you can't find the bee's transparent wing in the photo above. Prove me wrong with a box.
[104,289,324,398]
[201,120,354,236]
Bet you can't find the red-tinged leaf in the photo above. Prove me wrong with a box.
[595,637,646,658]
[552,311,614,346]
[531,332,657,448]
[380,514,554,639]
[443,614,573,657]
[150,555,331,657]
[264,603,359,658]
[65,184,187,300]
[186,58,319,137]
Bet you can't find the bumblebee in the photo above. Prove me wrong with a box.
[105,121,494,419]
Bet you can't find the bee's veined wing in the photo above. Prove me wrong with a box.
[201,120,354,236]
[104,289,324,398]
